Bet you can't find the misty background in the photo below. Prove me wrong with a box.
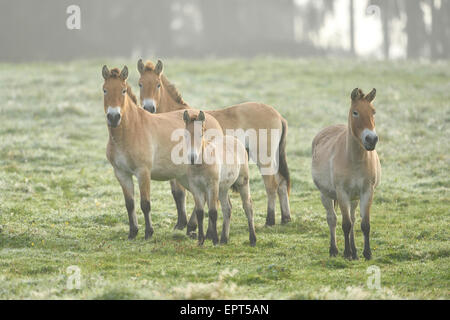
[0,0,449,62]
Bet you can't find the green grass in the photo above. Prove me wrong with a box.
[0,58,449,299]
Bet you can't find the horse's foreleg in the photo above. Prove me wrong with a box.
[192,194,205,245]
[114,169,137,240]
[320,193,338,257]
[137,169,153,240]
[337,191,352,260]
[205,184,219,245]
[170,180,187,230]
[360,187,374,260]
[350,200,359,260]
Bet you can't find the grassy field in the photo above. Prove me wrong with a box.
[0,58,449,299]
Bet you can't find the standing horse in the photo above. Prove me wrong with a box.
[137,59,291,232]
[311,88,381,260]
[183,110,256,246]
[102,65,222,240]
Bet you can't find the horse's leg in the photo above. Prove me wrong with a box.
[219,188,232,245]
[350,200,359,260]
[137,169,153,240]
[360,187,374,260]
[337,191,352,260]
[238,178,257,246]
[262,174,278,226]
[320,193,338,257]
[205,183,219,245]
[170,180,187,230]
[186,208,198,238]
[192,193,206,246]
[114,168,138,239]
[277,176,291,224]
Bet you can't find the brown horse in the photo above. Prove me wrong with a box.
[102,65,222,240]
[311,88,381,260]
[137,59,291,232]
[183,110,256,246]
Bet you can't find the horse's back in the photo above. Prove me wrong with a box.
[208,102,284,132]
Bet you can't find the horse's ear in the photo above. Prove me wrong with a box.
[120,66,128,81]
[137,59,145,75]
[198,111,206,122]
[351,88,364,101]
[183,110,190,122]
[365,88,376,102]
[102,65,110,80]
[155,59,163,75]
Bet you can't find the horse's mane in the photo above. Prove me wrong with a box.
[126,84,138,105]
[109,68,138,105]
[143,61,188,106]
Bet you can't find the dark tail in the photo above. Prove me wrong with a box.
[278,118,291,195]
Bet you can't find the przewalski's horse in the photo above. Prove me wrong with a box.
[311,88,381,260]
[183,110,256,246]
[137,59,291,231]
[102,65,222,240]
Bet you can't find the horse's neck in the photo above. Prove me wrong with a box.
[108,97,139,146]
[161,85,190,112]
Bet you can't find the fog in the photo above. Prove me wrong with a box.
[0,0,449,61]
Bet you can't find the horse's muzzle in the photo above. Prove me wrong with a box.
[144,105,156,113]
[364,134,378,151]
[107,112,121,128]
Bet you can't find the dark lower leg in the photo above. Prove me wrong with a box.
[141,199,153,239]
[196,209,205,245]
[125,197,138,239]
[171,181,187,230]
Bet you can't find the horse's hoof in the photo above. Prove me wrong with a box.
[281,216,291,224]
[186,224,197,234]
[344,250,353,260]
[329,246,339,257]
[219,237,228,245]
[144,228,154,240]
[265,221,275,227]
[363,250,372,260]
[128,228,138,240]
[173,221,187,231]
[187,231,197,239]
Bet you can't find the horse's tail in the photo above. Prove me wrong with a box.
[278,118,291,196]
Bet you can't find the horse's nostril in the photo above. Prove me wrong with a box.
[365,135,378,145]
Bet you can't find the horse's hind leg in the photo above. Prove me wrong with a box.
[350,200,359,260]
[277,176,291,224]
[114,168,138,240]
[262,174,278,226]
[219,189,232,244]
[186,208,197,238]
[170,180,187,230]
[238,178,256,246]
[320,193,338,257]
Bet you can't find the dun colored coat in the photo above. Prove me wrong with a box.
[102,65,222,240]
[137,59,291,232]
[311,88,381,260]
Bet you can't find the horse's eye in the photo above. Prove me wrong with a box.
[352,110,359,117]
[139,83,143,88]
[157,83,161,89]
[103,89,107,95]
[122,88,127,95]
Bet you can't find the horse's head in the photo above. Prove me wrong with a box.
[183,110,206,165]
[102,65,129,128]
[137,59,164,113]
[349,88,378,151]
